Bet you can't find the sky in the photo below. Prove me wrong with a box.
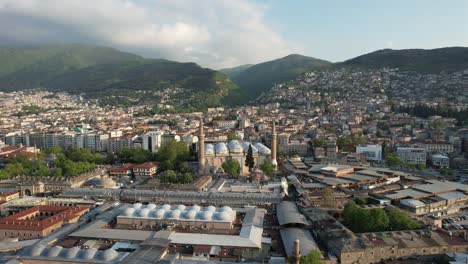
[0,0,467,69]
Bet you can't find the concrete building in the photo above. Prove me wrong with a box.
[431,154,450,168]
[397,147,427,164]
[424,142,454,153]
[142,131,163,153]
[356,144,382,161]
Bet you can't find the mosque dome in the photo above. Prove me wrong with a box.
[206,205,216,212]
[161,204,171,210]
[205,144,215,155]
[185,210,197,220]
[254,143,271,155]
[215,142,229,155]
[242,142,259,153]
[228,140,243,153]
[201,211,213,220]
[146,203,157,210]
[169,209,181,219]
[132,203,143,209]
[155,209,166,218]
[138,208,150,217]
[217,211,232,221]
[123,207,135,216]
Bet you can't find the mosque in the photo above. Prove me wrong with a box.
[198,119,277,175]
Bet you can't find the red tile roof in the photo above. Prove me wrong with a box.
[132,162,159,170]
[0,205,88,231]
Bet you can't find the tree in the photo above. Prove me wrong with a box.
[118,148,151,164]
[313,138,327,148]
[369,208,390,231]
[259,160,275,176]
[157,140,189,163]
[227,132,238,141]
[181,173,193,184]
[387,207,421,230]
[159,170,177,183]
[245,145,255,172]
[385,153,403,167]
[289,249,322,264]
[222,159,240,178]
[322,188,336,208]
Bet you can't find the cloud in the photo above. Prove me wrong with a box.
[0,0,300,68]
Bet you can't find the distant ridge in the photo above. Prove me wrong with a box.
[227,54,332,99]
[340,47,468,73]
[0,44,240,110]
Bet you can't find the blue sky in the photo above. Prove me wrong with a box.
[260,0,468,62]
[0,0,466,67]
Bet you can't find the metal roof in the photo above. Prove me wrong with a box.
[400,199,426,208]
[436,191,467,201]
[276,201,309,226]
[279,228,319,258]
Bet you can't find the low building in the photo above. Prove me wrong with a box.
[0,190,19,203]
[431,153,450,168]
[117,203,236,231]
[109,163,135,177]
[0,205,88,240]
[320,165,354,177]
[132,162,159,177]
[356,144,382,161]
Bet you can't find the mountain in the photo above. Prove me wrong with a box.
[0,44,143,90]
[340,47,468,73]
[45,59,240,108]
[0,45,240,110]
[228,54,332,99]
[219,64,253,79]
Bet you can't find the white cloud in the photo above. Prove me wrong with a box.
[0,0,300,68]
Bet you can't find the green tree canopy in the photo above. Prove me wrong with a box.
[259,159,275,176]
[227,131,238,141]
[157,140,189,163]
[289,249,322,264]
[222,159,241,178]
[385,153,404,167]
[118,147,152,164]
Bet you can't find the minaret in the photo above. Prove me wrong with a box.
[198,118,205,174]
[294,239,301,264]
[271,120,278,167]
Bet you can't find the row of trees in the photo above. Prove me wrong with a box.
[343,201,421,233]
[0,147,99,179]
[158,170,193,184]
[398,104,468,126]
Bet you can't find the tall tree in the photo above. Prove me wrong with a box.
[222,159,240,178]
[245,145,255,172]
